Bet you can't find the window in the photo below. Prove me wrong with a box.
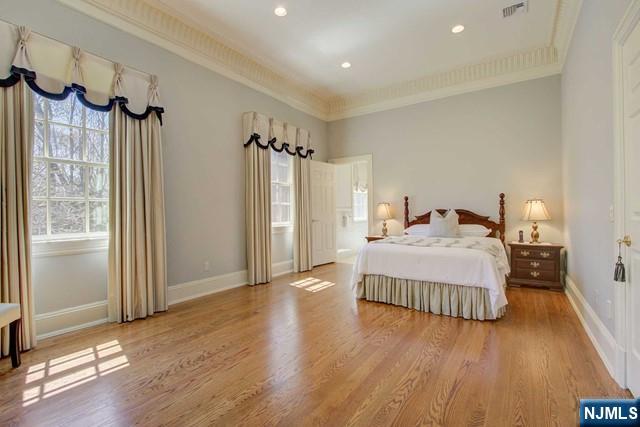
[31,94,110,241]
[353,189,368,222]
[271,149,292,227]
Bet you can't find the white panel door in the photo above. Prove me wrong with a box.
[624,16,640,396]
[311,161,336,266]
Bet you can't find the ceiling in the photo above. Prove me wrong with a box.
[61,0,581,120]
[149,0,557,97]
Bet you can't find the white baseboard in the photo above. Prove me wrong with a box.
[565,276,618,379]
[35,300,108,340]
[35,261,295,340]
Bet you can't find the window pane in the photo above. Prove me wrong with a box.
[48,96,83,126]
[89,201,108,233]
[272,204,281,223]
[49,162,85,197]
[31,201,47,236]
[50,200,85,234]
[86,109,109,131]
[48,124,82,160]
[34,94,46,120]
[87,130,109,163]
[271,183,278,203]
[281,204,290,223]
[279,185,290,204]
[34,121,45,157]
[89,166,109,198]
[32,160,47,197]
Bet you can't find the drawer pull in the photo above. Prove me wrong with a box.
[530,261,540,268]
[520,250,530,257]
[540,251,550,258]
[530,271,540,278]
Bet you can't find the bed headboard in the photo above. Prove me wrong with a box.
[403,193,506,244]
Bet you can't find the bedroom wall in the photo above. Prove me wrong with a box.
[328,76,564,245]
[561,0,631,346]
[0,0,328,336]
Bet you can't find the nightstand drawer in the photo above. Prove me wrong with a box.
[515,259,555,271]
[513,247,558,260]
[514,268,556,282]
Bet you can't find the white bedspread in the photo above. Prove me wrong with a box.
[351,236,509,313]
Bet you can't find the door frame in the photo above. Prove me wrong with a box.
[329,154,374,235]
[613,0,640,388]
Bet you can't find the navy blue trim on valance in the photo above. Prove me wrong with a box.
[0,73,20,87]
[3,69,164,124]
[244,134,313,159]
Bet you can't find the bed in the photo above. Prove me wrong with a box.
[352,193,509,320]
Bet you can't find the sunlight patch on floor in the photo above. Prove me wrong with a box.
[22,340,129,407]
[290,277,336,292]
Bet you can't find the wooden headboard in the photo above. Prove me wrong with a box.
[403,193,506,244]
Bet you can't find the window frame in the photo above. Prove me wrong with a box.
[31,95,110,244]
[270,150,294,229]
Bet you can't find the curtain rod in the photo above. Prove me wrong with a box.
[0,17,154,78]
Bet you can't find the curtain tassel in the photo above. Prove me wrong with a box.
[614,240,626,283]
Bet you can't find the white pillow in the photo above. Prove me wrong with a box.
[428,210,459,237]
[404,224,431,235]
[459,224,492,237]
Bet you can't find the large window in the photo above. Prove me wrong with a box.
[31,94,110,240]
[353,189,368,222]
[271,149,293,227]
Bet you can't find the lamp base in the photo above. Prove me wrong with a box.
[530,222,540,244]
[381,220,388,237]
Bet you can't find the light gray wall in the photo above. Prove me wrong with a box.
[328,76,564,244]
[561,0,631,334]
[0,0,328,314]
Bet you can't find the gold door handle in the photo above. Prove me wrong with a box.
[618,235,632,247]
[530,261,540,268]
[520,250,530,256]
[530,271,540,278]
[540,251,550,258]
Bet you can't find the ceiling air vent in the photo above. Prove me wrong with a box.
[502,1,528,18]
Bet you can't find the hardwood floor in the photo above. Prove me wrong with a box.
[0,262,629,426]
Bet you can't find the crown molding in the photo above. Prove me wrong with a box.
[58,0,330,120]
[58,0,582,122]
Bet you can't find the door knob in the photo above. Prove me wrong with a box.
[618,235,632,247]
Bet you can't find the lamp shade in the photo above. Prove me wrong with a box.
[522,199,551,221]
[376,202,393,220]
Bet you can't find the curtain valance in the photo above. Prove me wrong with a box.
[242,111,314,159]
[0,20,164,123]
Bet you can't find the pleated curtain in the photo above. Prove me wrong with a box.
[293,129,312,272]
[0,79,36,354]
[244,113,272,285]
[108,77,167,322]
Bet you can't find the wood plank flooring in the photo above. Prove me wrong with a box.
[0,262,629,426]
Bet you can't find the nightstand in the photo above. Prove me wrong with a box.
[508,243,564,290]
[365,236,385,243]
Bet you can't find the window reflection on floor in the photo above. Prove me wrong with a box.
[22,340,129,407]
[289,277,336,293]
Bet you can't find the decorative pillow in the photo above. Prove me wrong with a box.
[459,224,492,237]
[428,210,459,237]
[404,224,431,235]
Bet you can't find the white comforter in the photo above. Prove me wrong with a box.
[351,236,510,313]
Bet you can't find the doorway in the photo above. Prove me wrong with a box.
[330,155,373,264]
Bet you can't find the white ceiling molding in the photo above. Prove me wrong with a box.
[58,0,582,122]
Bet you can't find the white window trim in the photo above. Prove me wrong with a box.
[32,95,110,245]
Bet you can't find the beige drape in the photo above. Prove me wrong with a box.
[293,131,312,272]
[108,107,167,322]
[0,80,36,354]
[245,139,272,285]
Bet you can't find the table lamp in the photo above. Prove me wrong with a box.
[376,202,393,237]
[522,199,551,243]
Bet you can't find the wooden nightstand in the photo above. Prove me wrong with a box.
[508,243,564,290]
[365,236,385,242]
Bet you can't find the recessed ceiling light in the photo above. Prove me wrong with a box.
[341,62,351,69]
[451,24,465,34]
[274,7,287,17]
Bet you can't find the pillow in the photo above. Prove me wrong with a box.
[428,209,459,237]
[404,224,431,236]
[459,224,492,237]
